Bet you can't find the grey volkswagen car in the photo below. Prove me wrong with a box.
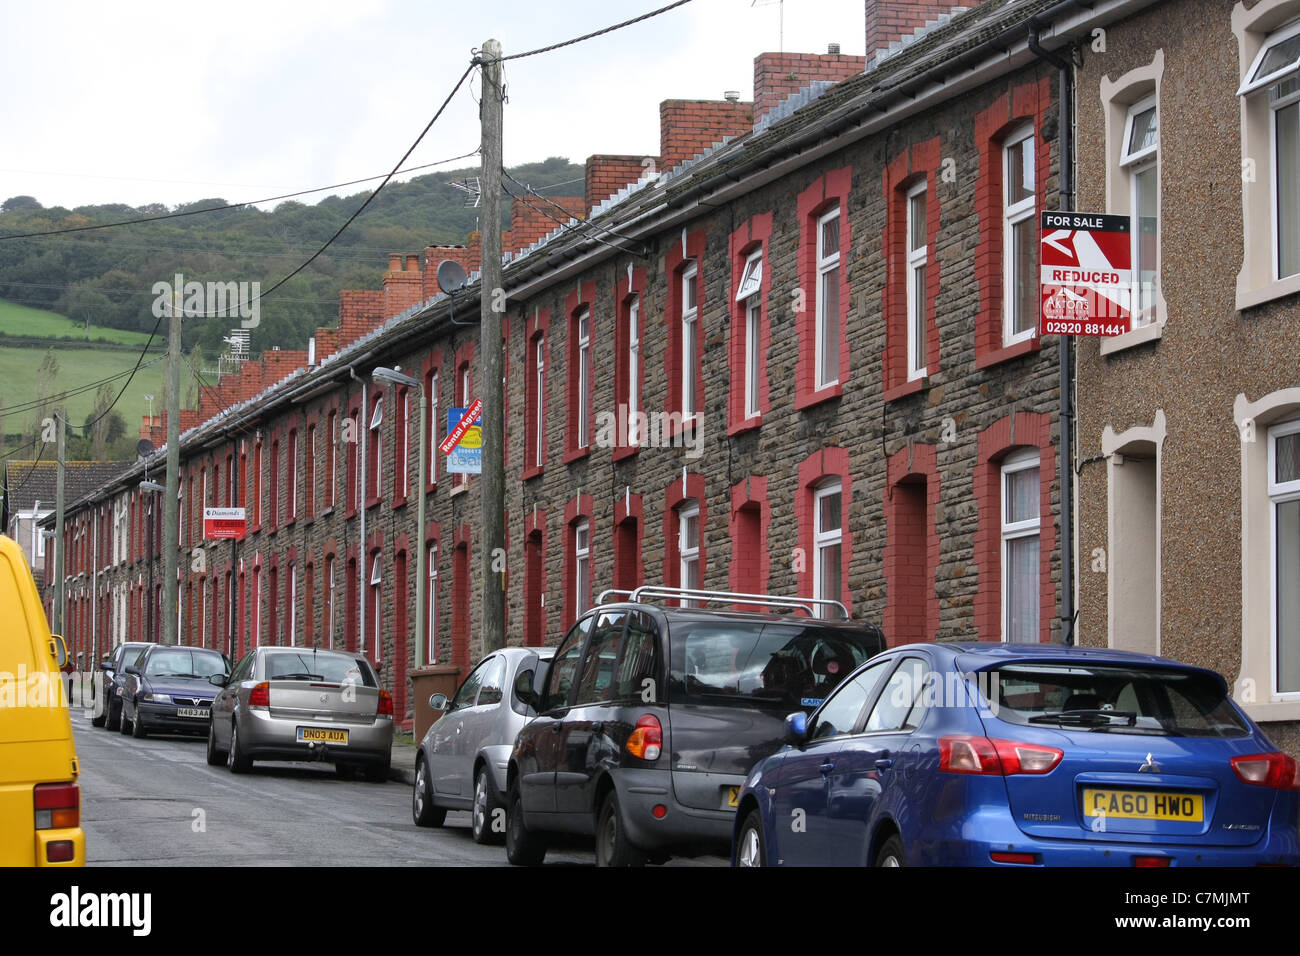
[412,646,554,844]
[92,641,155,731]
[207,646,393,781]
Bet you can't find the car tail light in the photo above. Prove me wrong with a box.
[45,841,75,863]
[990,851,1038,864]
[1135,856,1171,867]
[249,682,270,708]
[34,783,79,830]
[1231,752,1300,790]
[625,715,662,761]
[377,690,393,717]
[939,735,1063,776]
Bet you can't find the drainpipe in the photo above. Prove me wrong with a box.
[1028,24,1076,646]
[349,366,367,657]
[90,505,98,703]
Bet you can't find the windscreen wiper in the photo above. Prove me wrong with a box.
[1028,709,1137,727]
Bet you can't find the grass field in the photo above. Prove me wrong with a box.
[0,299,155,346]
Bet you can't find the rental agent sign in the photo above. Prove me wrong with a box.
[441,400,482,475]
[1040,212,1132,336]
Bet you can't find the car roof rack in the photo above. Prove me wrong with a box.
[596,585,850,621]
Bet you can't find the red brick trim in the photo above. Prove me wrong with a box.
[613,269,648,461]
[420,349,444,494]
[796,449,853,614]
[392,386,410,509]
[974,77,1052,368]
[663,472,707,590]
[523,508,547,646]
[728,213,774,435]
[523,310,551,480]
[613,492,644,592]
[451,524,471,676]
[883,444,940,645]
[729,477,771,602]
[562,494,594,629]
[564,281,599,463]
[365,388,385,510]
[795,167,852,410]
[664,230,707,435]
[973,412,1056,643]
[882,138,942,397]
[344,399,360,519]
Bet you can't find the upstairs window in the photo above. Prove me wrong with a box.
[1003,124,1037,346]
[906,182,928,380]
[736,250,763,420]
[682,264,699,419]
[816,208,842,388]
[1120,96,1160,323]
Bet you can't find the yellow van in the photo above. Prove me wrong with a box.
[0,533,84,865]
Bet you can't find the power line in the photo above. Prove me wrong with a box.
[0,148,482,242]
[2,437,49,499]
[500,180,643,258]
[0,355,166,419]
[82,314,165,431]
[503,169,643,246]
[500,0,694,61]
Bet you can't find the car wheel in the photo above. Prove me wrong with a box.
[205,721,227,766]
[735,810,766,867]
[90,699,106,728]
[471,766,505,845]
[131,707,148,738]
[412,756,447,828]
[106,700,121,732]
[596,791,646,868]
[505,779,547,866]
[119,705,133,735]
[363,760,390,784]
[875,834,905,867]
[227,720,252,774]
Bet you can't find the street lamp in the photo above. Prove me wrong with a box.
[371,367,428,676]
[140,480,165,643]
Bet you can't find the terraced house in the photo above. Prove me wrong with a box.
[48,0,1135,729]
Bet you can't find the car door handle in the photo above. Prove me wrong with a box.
[591,722,603,734]
[455,723,462,734]
[819,762,836,774]
[875,758,894,770]
[550,723,562,733]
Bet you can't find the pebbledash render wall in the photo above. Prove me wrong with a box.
[1074,0,1300,755]
[49,0,1084,729]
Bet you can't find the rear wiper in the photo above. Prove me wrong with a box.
[275,672,324,681]
[1028,709,1137,727]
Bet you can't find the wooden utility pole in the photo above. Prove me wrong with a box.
[54,407,65,634]
[163,289,181,645]
[479,38,506,652]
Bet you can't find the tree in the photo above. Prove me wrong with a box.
[1,195,42,213]
[85,383,115,460]
[56,282,113,336]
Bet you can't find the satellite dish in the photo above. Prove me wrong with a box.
[137,439,155,459]
[437,259,469,295]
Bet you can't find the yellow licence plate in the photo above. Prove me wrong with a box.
[725,786,740,808]
[1082,789,1203,822]
[297,727,349,745]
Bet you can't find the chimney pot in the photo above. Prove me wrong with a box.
[405,253,419,272]
[828,42,841,55]
[388,254,401,272]
[724,90,741,103]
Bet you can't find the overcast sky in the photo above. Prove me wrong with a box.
[0,0,867,211]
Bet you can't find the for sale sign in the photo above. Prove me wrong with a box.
[1040,212,1132,336]
[442,401,482,475]
[204,507,246,540]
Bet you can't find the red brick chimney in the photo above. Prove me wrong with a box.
[659,98,755,173]
[383,253,424,317]
[337,289,385,349]
[423,245,472,299]
[466,232,483,274]
[753,47,867,119]
[503,196,586,255]
[865,1,980,61]
[586,154,656,209]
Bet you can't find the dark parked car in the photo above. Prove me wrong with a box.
[733,642,1300,867]
[504,586,886,866]
[120,645,230,738]
[92,642,155,731]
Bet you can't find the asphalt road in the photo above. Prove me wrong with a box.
[72,710,724,867]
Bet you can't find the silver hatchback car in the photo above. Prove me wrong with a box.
[207,646,393,782]
[413,646,553,843]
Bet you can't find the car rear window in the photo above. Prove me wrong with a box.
[984,663,1251,737]
[668,621,881,709]
[263,651,377,687]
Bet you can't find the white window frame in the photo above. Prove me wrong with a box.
[815,207,841,389]
[533,337,545,467]
[369,395,384,500]
[327,555,336,649]
[307,426,316,515]
[682,264,699,418]
[328,412,338,509]
[577,306,591,449]
[1000,449,1041,643]
[1239,17,1300,96]
[288,562,297,647]
[199,580,207,648]
[1271,74,1300,281]
[574,519,590,618]
[427,543,439,665]
[429,372,440,486]
[627,297,640,444]
[905,181,928,381]
[813,481,843,603]
[369,554,382,662]
[1268,419,1300,698]
[287,430,298,520]
[398,389,409,500]
[737,250,763,420]
[1121,95,1160,326]
[1002,124,1037,347]
[253,566,262,647]
[678,501,700,606]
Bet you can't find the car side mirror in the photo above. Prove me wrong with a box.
[124,664,140,676]
[514,669,539,710]
[429,693,449,712]
[783,711,808,745]
[209,674,228,687]
[49,635,68,668]
[100,657,113,671]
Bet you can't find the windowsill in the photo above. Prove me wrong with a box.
[1240,698,1300,723]
[563,446,590,465]
[366,496,383,510]
[612,444,640,463]
[882,377,925,403]
[522,464,544,481]
[975,335,1040,370]
[1100,319,1163,356]
[285,516,296,529]
[393,494,409,510]
[794,383,843,411]
[1236,272,1300,312]
[319,506,334,518]
[449,482,469,497]
[726,415,762,438]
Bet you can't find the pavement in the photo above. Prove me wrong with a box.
[388,730,420,786]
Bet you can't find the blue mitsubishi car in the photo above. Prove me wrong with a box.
[732,642,1300,866]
